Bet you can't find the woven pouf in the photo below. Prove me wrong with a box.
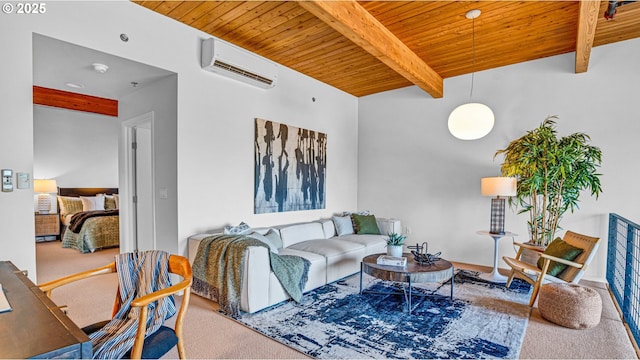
[538,283,602,329]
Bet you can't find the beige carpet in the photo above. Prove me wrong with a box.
[36,242,638,359]
[520,279,638,359]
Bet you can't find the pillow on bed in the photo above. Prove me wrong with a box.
[57,196,83,216]
[80,194,105,211]
[104,195,117,210]
[113,194,119,209]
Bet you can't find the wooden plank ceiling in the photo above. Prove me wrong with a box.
[135,1,640,98]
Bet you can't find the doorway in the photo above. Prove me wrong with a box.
[33,34,178,275]
[122,112,155,252]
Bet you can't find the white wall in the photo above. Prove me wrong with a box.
[33,106,119,187]
[119,75,178,254]
[358,37,640,281]
[0,1,358,280]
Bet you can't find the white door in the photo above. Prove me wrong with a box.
[121,112,155,252]
[134,123,154,251]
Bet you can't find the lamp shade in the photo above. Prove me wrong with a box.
[448,103,495,140]
[34,179,57,193]
[481,177,516,197]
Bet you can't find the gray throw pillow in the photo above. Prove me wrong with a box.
[332,216,354,236]
[264,228,283,249]
[223,221,251,235]
[247,232,279,254]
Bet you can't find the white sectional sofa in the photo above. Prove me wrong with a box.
[188,217,401,313]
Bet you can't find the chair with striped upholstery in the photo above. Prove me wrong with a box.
[39,252,192,359]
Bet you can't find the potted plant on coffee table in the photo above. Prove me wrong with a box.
[494,116,602,247]
[386,233,407,257]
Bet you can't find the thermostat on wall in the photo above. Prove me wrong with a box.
[17,173,29,189]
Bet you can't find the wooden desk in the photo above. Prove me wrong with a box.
[0,261,92,358]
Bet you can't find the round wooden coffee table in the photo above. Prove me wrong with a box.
[360,253,454,314]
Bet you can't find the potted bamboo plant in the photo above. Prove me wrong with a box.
[494,116,602,246]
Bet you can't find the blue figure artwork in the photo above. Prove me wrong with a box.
[255,118,326,214]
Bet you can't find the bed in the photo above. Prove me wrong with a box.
[57,187,120,253]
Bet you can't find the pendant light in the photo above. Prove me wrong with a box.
[448,9,494,140]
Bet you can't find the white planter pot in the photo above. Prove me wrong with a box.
[387,245,403,258]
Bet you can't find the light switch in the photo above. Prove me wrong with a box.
[159,188,168,199]
[17,172,29,189]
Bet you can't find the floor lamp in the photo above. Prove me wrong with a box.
[481,177,516,234]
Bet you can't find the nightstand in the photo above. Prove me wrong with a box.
[35,213,60,241]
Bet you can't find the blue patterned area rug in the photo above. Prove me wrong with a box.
[235,270,532,359]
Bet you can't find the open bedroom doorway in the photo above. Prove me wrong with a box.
[122,112,154,252]
[33,33,178,274]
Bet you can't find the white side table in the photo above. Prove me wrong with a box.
[476,230,517,283]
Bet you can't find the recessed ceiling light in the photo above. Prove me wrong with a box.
[92,63,109,74]
[64,82,85,89]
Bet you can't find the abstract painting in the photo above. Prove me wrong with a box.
[254,118,326,214]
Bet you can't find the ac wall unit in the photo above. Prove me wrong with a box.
[201,38,278,89]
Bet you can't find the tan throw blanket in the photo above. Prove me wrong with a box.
[192,234,310,316]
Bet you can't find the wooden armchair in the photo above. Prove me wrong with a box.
[38,254,192,359]
[502,230,600,307]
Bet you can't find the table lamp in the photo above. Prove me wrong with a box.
[34,179,57,214]
[481,177,516,234]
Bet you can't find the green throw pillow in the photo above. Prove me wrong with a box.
[351,214,380,235]
[537,238,584,277]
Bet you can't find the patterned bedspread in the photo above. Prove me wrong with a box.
[62,212,119,253]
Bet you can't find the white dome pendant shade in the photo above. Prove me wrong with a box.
[448,102,495,140]
[448,9,495,140]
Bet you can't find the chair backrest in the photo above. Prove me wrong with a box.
[166,254,192,338]
[38,253,192,359]
[117,254,192,359]
[111,254,192,315]
[558,230,600,283]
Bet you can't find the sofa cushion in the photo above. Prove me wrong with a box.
[317,219,336,239]
[351,214,381,235]
[279,222,325,248]
[264,229,283,249]
[338,234,386,255]
[376,218,401,236]
[288,238,364,258]
[247,232,279,254]
[278,248,327,291]
[332,216,354,236]
[224,222,251,235]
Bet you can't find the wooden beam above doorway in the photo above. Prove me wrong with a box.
[33,86,118,117]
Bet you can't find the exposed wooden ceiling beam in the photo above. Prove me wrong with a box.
[33,86,118,117]
[298,1,443,98]
[576,0,600,73]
